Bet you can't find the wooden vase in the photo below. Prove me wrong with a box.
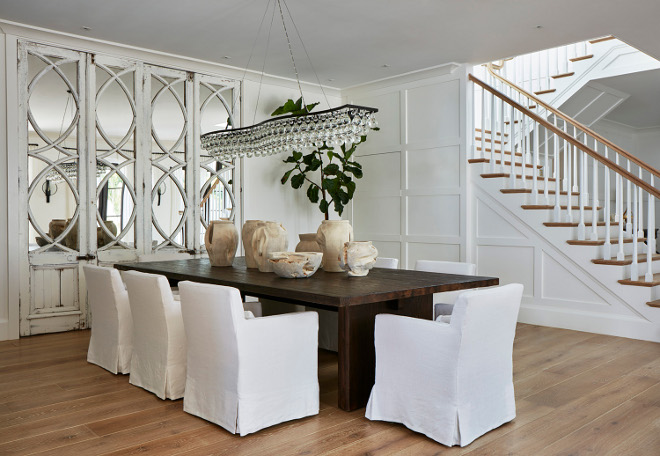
[205,220,238,267]
[295,233,322,253]
[242,220,265,268]
[316,220,353,272]
[252,222,288,272]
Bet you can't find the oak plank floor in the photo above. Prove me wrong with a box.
[0,325,658,455]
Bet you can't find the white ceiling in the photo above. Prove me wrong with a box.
[598,69,660,129]
[2,0,660,88]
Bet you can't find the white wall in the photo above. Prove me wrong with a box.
[342,64,469,268]
[0,30,10,339]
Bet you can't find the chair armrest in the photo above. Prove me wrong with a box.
[239,312,318,392]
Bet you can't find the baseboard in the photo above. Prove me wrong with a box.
[518,304,660,343]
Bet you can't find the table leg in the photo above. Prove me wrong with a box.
[337,294,432,411]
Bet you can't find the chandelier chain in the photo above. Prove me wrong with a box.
[280,0,331,111]
[276,0,306,109]
[252,0,278,126]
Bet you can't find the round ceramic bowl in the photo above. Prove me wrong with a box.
[268,252,323,278]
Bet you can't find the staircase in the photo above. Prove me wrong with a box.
[469,39,660,342]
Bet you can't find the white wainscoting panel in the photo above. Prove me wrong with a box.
[406,146,460,189]
[476,245,535,296]
[408,242,460,266]
[406,80,460,145]
[407,195,460,237]
[355,92,401,156]
[477,199,527,240]
[371,241,401,262]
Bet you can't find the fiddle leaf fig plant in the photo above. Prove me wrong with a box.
[274,97,377,220]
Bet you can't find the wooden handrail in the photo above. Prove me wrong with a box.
[200,177,221,208]
[469,74,660,199]
[485,65,660,179]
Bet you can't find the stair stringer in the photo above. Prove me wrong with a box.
[470,172,659,342]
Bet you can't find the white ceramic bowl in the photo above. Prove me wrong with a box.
[268,252,323,278]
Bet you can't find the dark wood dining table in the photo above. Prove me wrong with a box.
[115,257,498,411]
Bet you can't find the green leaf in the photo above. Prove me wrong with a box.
[319,199,329,215]
[271,99,299,116]
[322,177,340,194]
[323,163,340,176]
[346,179,356,198]
[307,184,320,203]
[343,145,355,161]
[281,169,294,185]
[305,101,320,112]
[338,189,350,204]
[333,200,344,216]
[292,151,303,161]
[344,165,363,179]
[326,150,336,160]
[308,158,322,171]
[291,173,305,189]
[283,155,297,163]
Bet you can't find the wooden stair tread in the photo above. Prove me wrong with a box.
[481,173,556,182]
[476,147,522,157]
[647,299,660,307]
[619,273,660,287]
[475,137,508,144]
[468,158,542,169]
[592,254,660,266]
[545,221,619,227]
[523,205,602,210]
[570,54,594,62]
[567,237,645,246]
[474,128,509,137]
[589,36,616,44]
[528,105,537,109]
[535,89,557,95]
[501,188,581,196]
[504,120,520,125]
[551,72,575,79]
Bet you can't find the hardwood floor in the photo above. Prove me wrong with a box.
[0,325,658,455]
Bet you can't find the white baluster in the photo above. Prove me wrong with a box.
[471,83,476,159]
[500,89,505,172]
[578,149,586,240]
[510,104,516,189]
[614,154,621,222]
[646,177,656,282]
[533,121,539,204]
[481,86,486,159]
[631,184,639,281]
[566,142,573,223]
[572,128,579,193]
[562,122,568,192]
[626,160,632,236]
[490,91,496,174]
[521,111,528,188]
[544,124,550,204]
[554,125,561,222]
[637,168,644,238]
[603,147,611,260]
[591,143,599,241]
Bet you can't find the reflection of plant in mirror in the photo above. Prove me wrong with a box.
[275,98,377,220]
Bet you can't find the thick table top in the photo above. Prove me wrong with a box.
[115,257,498,308]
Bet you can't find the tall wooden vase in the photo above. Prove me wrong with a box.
[252,222,288,272]
[205,220,238,267]
[316,220,353,272]
[242,220,265,268]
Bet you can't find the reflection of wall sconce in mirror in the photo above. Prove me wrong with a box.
[42,179,58,203]
[157,182,167,206]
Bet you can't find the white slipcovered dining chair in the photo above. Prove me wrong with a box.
[374,257,399,269]
[83,265,132,374]
[123,270,187,400]
[178,281,319,436]
[366,283,523,447]
[318,256,399,352]
[415,260,477,320]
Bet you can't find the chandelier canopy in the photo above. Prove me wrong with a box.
[200,0,378,160]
